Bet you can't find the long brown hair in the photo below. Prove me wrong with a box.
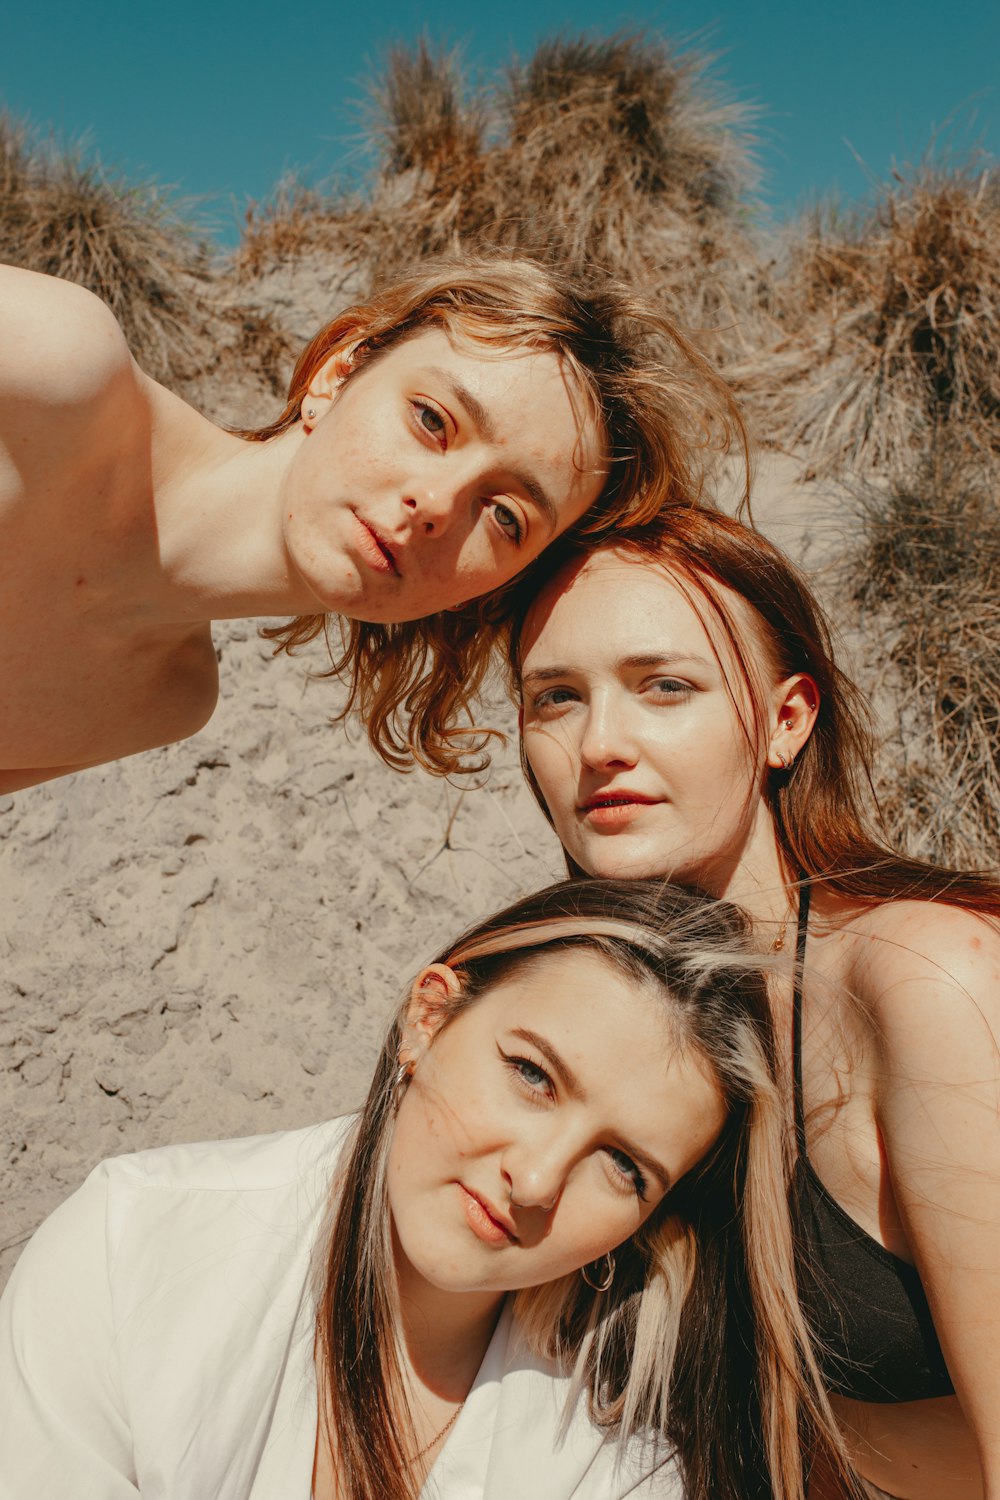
[239,253,748,776]
[510,507,1000,913]
[317,878,860,1500]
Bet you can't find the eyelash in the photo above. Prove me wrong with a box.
[606,1149,647,1200]
[530,686,578,712]
[530,678,692,714]
[487,500,523,545]
[501,1051,647,1200]
[411,400,448,447]
[649,677,691,699]
[409,403,524,545]
[504,1052,553,1100]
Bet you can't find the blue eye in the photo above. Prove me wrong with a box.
[531,685,578,711]
[501,1050,553,1099]
[606,1147,647,1200]
[513,1057,549,1090]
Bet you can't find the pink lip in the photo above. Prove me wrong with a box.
[459,1185,518,1245]
[579,792,661,829]
[353,513,400,576]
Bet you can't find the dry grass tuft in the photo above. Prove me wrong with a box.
[486,32,765,357]
[502,32,751,223]
[373,37,485,178]
[749,161,1000,477]
[0,113,218,386]
[236,41,485,280]
[237,178,351,279]
[235,32,768,365]
[849,442,1000,868]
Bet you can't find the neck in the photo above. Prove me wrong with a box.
[137,382,316,627]
[392,1231,505,1402]
[698,800,799,943]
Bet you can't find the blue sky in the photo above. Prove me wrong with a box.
[3,0,996,244]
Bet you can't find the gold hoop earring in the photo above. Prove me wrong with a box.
[581,1251,615,1292]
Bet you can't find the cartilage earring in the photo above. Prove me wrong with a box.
[581,1251,615,1292]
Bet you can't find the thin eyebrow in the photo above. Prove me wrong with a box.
[428,369,559,535]
[509,1026,672,1191]
[521,652,715,691]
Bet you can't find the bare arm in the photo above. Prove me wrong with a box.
[863,904,1000,1498]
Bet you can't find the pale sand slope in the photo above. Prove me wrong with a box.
[1,260,856,1287]
[0,650,565,1287]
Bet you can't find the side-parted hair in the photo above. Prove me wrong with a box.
[316,879,861,1500]
[510,508,1000,914]
[239,254,748,776]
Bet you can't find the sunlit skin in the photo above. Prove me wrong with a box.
[0,267,607,790]
[373,948,725,1468]
[519,551,810,905]
[283,328,608,623]
[518,548,1000,1500]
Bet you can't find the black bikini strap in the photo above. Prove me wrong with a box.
[792,883,812,1153]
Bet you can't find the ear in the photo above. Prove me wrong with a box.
[299,340,362,430]
[399,963,463,1069]
[766,673,819,771]
[308,340,362,401]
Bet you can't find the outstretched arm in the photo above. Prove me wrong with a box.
[866,903,1000,1498]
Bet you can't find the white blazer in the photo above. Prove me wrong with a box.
[0,1119,682,1500]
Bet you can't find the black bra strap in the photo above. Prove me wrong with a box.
[792,883,812,1152]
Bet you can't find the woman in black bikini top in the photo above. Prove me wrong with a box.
[511,505,1000,1500]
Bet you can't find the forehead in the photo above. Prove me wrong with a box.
[521,548,765,678]
[379,328,604,437]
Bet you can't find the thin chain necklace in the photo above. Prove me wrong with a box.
[769,891,800,954]
[770,909,792,953]
[407,1401,464,1467]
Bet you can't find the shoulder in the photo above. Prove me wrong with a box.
[9,1116,355,1294]
[101,1115,355,1204]
[0,263,134,409]
[846,900,1000,1065]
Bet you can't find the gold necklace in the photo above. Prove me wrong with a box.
[408,1401,464,1467]
[769,898,797,953]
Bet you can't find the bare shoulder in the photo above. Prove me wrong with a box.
[848,900,1000,1056]
[0,264,133,408]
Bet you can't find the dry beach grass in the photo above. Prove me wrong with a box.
[2,34,999,1288]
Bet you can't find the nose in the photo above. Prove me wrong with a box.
[403,483,459,537]
[503,1134,572,1214]
[578,693,640,773]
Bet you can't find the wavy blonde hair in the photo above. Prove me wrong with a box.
[316,878,862,1500]
[239,253,748,775]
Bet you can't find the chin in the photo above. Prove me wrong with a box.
[572,842,672,883]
